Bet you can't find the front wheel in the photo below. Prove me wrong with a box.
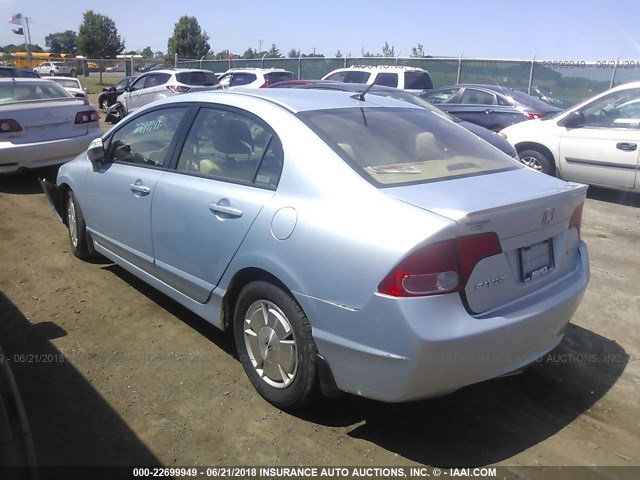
[518,149,556,176]
[49,71,56,76]
[234,281,319,410]
[66,190,91,260]
[100,98,109,113]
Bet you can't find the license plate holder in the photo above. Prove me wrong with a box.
[520,239,555,282]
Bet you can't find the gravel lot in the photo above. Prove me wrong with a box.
[0,100,639,471]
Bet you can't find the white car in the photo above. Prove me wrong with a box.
[33,61,74,77]
[217,68,295,89]
[322,65,433,93]
[46,76,87,101]
[0,78,100,174]
[501,81,640,192]
[115,68,221,118]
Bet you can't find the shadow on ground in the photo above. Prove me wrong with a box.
[297,323,627,466]
[0,167,60,195]
[0,291,162,470]
[587,186,640,207]
[102,264,627,467]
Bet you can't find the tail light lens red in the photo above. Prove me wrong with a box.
[166,85,190,93]
[569,202,584,238]
[526,112,542,120]
[378,232,502,297]
[74,110,99,124]
[0,119,22,132]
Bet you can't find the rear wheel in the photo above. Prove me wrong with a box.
[100,98,109,113]
[49,70,56,76]
[234,281,318,410]
[66,190,91,260]
[519,149,555,176]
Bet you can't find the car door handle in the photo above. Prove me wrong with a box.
[130,181,151,196]
[616,142,637,151]
[209,202,243,218]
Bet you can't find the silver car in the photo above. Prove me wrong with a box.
[41,89,589,409]
[0,78,100,174]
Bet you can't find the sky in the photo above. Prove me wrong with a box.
[1,0,640,60]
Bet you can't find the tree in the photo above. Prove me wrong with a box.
[45,30,77,54]
[288,48,300,58]
[410,43,425,58]
[382,41,395,57]
[167,16,210,59]
[0,43,44,53]
[335,50,343,58]
[153,50,164,60]
[266,44,282,58]
[242,47,258,59]
[141,46,153,58]
[77,11,125,58]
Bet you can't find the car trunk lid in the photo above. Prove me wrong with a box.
[385,168,588,313]
[1,98,92,143]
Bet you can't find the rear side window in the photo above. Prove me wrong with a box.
[230,73,257,86]
[264,72,294,84]
[373,73,398,87]
[425,88,460,104]
[344,71,371,83]
[175,71,219,86]
[404,71,433,90]
[298,107,519,187]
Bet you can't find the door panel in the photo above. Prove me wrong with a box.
[81,106,189,271]
[151,174,274,302]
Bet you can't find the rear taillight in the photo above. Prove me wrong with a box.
[166,85,190,93]
[569,202,584,238]
[378,232,502,297]
[0,119,22,132]
[74,110,99,124]
[526,112,542,120]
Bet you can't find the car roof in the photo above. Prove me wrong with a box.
[159,88,424,113]
[337,65,428,72]
[143,68,214,74]
[47,76,80,81]
[223,68,293,73]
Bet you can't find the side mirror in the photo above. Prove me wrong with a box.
[87,137,106,163]
[561,111,584,128]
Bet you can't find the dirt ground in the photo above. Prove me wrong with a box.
[1,99,639,472]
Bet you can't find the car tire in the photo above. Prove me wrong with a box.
[518,149,556,176]
[50,70,56,76]
[234,281,319,410]
[70,69,77,77]
[66,190,92,260]
[100,98,109,113]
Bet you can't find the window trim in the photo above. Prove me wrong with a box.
[167,103,283,191]
[102,103,196,170]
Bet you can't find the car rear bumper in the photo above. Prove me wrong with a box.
[0,131,98,174]
[295,242,589,402]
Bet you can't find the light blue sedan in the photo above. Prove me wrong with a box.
[41,89,590,409]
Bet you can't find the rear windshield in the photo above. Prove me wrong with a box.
[50,78,80,89]
[0,81,71,104]
[298,107,519,187]
[502,89,556,110]
[265,71,295,84]
[404,71,433,90]
[175,71,219,86]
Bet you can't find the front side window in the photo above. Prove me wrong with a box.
[577,88,640,128]
[298,107,519,187]
[176,108,283,187]
[373,73,398,87]
[105,107,187,166]
[129,76,148,91]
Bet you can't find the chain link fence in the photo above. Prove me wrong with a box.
[177,56,640,107]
